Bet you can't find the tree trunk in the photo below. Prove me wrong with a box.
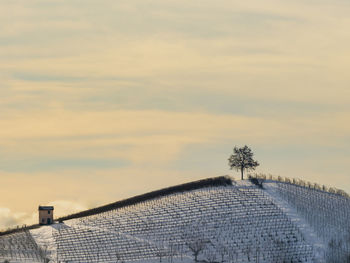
[194,252,199,262]
[241,167,244,180]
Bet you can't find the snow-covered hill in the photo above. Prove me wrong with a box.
[0,177,349,263]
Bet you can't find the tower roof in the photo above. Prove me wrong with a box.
[38,206,54,210]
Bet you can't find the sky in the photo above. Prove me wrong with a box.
[1,0,350,229]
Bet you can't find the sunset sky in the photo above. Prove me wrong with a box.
[1,0,350,229]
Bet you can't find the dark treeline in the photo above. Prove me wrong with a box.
[1,176,232,236]
[57,176,232,222]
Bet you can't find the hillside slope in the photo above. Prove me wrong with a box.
[0,177,349,263]
[264,180,350,263]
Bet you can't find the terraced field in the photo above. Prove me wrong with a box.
[0,177,349,263]
[0,230,45,262]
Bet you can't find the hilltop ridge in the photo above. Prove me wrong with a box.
[0,176,349,263]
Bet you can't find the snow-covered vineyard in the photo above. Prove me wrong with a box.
[0,177,349,263]
[0,230,45,262]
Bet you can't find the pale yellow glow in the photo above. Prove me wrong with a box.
[1,0,349,229]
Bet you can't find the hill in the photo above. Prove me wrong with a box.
[0,176,349,263]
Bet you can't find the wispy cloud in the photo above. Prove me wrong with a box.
[0,208,27,229]
[0,200,88,230]
[0,0,350,229]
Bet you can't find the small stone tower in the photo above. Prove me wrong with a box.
[38,206,54,225]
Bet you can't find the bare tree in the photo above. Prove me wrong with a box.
[182,220,210,262]
[228,146,259,180]
[186,238,210,262]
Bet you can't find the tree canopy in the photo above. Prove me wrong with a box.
[228,146,259,180]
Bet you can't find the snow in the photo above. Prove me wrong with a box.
[41,184,315,262]
[2,179,349,263]
[263,181,326,263]
[263,179,350,262]
[30,224,61,262]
